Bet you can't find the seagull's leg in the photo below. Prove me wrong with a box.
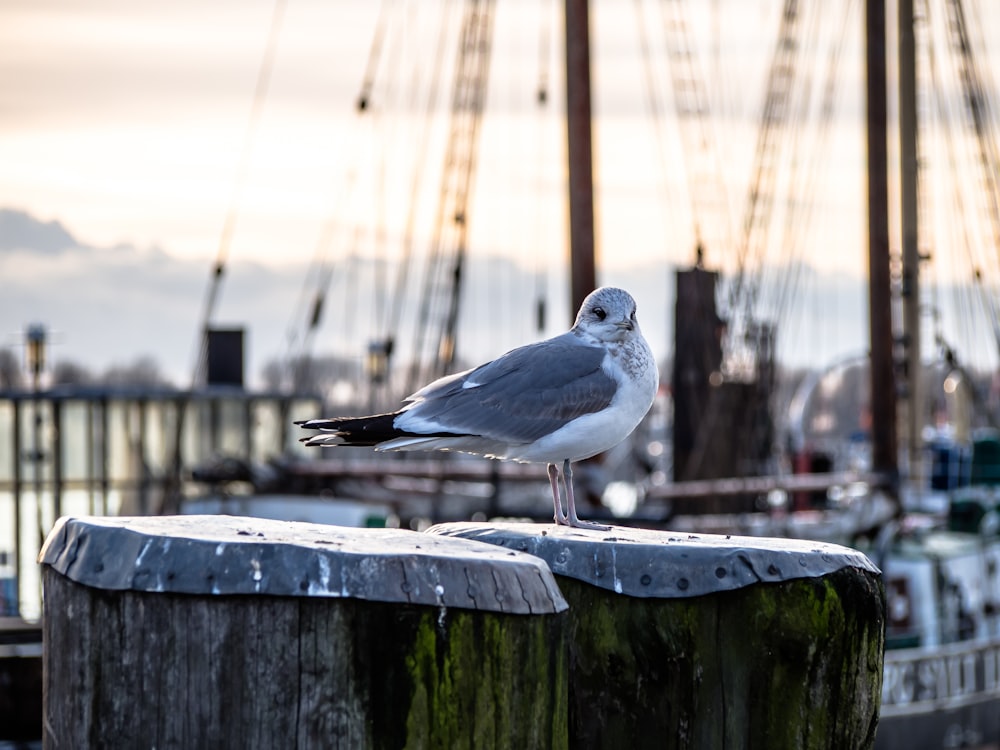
[548,462,568,524]
[564,459,611,530]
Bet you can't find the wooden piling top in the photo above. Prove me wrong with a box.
[38,515,568,614]
[427,522,880,597]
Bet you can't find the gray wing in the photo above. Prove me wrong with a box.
[397,334,616,443]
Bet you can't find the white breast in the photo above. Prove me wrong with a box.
[508,339,658,464]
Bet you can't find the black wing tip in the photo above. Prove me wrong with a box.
[295,412,405,447]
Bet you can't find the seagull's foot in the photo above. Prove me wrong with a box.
[561,459,610,530]
[566,516,611,531]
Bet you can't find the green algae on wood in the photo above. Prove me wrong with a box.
[430,522,886,750]
[399,605,568,750]
[555,567,883,750]
[40,516,570,749]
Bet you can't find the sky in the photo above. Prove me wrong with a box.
[3,0,1000,386]
[0,0,781,268]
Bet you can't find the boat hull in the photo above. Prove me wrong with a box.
[877,637,1000,749]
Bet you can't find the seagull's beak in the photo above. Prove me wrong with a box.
[615,319,634,332]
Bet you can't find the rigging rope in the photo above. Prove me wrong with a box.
[633,0,688,260]
[729,0,800,293]
[368,0,408,345]
[659,0,735,261]
[533,0,556,335]
[946,0,1000,261]
[925,0,1000,368]
[384,0,456,388]
[407,0,497,392]
[281,0,397,393]
[190,0,288,387]
[769,0,854,336]
[356,0,392,113]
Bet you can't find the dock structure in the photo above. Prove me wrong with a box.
[431,522,886,749]
[0,616,42,742]
[39,515,885,748]
[38,515,568,749]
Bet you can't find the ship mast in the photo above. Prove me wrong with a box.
[564,0,598,319]
[899,0,922,491]
[866,0,900,500]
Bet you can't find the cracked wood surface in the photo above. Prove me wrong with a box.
[39,516,569,748]
[427,521,880,597]
[39,515,567,614]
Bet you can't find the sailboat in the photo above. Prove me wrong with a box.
[852,0,1000,745]
[656,0,1000,745]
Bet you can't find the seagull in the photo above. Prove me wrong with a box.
[297,287,658,529]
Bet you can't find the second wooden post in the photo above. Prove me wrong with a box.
[430,522,885,749]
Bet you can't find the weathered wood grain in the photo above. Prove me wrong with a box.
[558,567,883,749]
[430,522,886,749]
[38,515,567,614]
[427,522,881,597]
[40,516,569,749]
[42,570,568,749]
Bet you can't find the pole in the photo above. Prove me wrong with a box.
[564,0,597,320]
[866,0,900,500]
[899,0,922,490]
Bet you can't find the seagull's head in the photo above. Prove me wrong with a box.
[573,287,642,343]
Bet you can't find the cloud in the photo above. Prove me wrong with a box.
[1,208,591,387]
[0,207,884,392]
[0,209,297,384]
[0,208,78,254]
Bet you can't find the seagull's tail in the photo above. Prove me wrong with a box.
[296,412,406,447]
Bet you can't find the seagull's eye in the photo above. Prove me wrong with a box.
[593,306,607,320]
[630,310,637,321]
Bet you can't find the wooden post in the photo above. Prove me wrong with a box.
[39,516,568,749]
[430,523,886,749]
